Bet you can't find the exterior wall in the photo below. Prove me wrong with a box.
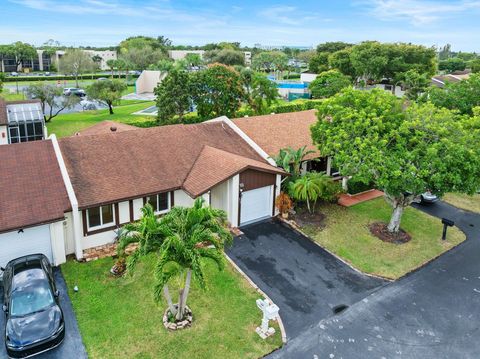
[229,175,240,227]
[79,210,117,250]
[135,70,166,94]
[49,221,66,265]
[239,169,276,191]
[211,180,229,214]
[174,189,195,207]
[63,212,75,255]
[83,50,117,70]
[0,125,8,145]
[300,73,318,83]
[168,50,205,61]
[118,201,130,224]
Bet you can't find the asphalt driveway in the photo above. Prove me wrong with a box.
[226,219,386,339]
[270,202,480,358]
[0,268,87,358]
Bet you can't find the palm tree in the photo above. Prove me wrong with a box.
[274,146,315,179]
[289,172,332,213]
[119,198,232,321]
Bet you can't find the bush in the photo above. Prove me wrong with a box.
[321,180,344,202]
[2,73,138,82]
[347,178,374,195]
[282,73,301,79]
[275,192,293,215]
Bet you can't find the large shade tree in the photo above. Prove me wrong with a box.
[311,88,480,233]
[59,49,96,87]
[155,69,192,125]
[308,70,351,98]
[241,68,278,115]
[118,199,232,321]
[86,79,127,114]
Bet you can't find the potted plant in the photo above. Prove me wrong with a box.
[275,192,293,219]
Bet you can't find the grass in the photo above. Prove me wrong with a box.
[61,256,282,359]
[300,198,465,279]
[443,193,480,213]
[47,101,156,138]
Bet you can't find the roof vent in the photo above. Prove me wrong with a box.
[110,126,117,132]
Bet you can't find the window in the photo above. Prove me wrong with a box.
[87,204,115,230]
[146,192,170,214]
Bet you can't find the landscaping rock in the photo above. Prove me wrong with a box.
[163,305,193,331]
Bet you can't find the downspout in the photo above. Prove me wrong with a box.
[50,134,84,260]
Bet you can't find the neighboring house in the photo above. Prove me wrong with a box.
[0,140,71,268]
[431,71,471,88]
[300,72,318,84]
[73,121,137,136]
[135,70,167,94]
[232,110,338,176]
[0,99,46,145]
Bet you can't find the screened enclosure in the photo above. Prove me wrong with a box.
[7,102,45,143]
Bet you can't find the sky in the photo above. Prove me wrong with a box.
[1,0,480,51]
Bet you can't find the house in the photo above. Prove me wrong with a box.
[73,121,137,136]
[232,110,337,176]
[0,140,71,268]
[0,117,287,267]
[0,99,46,145]
[431,71,471,88]
[135,70,167,95]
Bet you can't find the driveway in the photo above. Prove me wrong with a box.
[226,219,386,338]
[0,268,87,358]
[270,202,480,358]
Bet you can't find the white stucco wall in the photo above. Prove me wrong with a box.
[174,190,195,207]
[300,73,318,83]
[135,70,166,94]
[211,180,229,214]
[229,175,240,227]
[50,221,66,265]
[63,212,75,255]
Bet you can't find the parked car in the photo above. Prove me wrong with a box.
[63,88,86,97]
[419,191,439,204]
[10,72,18,77]
[1,254,65,358]
[97,77,108,81]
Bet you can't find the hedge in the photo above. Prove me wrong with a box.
[3,73,138,82]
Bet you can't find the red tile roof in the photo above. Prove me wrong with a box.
[74,121,138,136]
[0,140,70,233]
[59,121,282,208]
[232,110,320,160]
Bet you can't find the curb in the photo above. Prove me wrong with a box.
[224,253,288,344]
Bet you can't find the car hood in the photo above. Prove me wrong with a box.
[6,305,63,347]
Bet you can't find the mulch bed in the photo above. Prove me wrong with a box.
[291,210,326,228]
[369,222,412,244]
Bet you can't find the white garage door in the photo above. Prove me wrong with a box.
[0,225,53,268]
[240,186,273,226]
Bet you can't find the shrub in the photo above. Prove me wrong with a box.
[347,178,374,195]
[275,192,293,215]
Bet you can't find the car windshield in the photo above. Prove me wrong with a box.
[10,280,55,317]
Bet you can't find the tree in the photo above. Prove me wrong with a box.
[184,53,203,68]
[106,59,116,78]
[308,52,329,73]
[191,63,245,118]
[155,69,192,125]
[289,172,332,213]
[204,49,244,66]
[328,48,356,78]
[401,69,430,100]
[241,68,278,114]
[86,79,127,114]
[119,35,171,55]
[274,146,315,192]
[252,51,288,77]
[7,42,37,72]
[422,73,480,115]
[350,41,388,82]
[316,42,352,54]
[119,198,232,322]
[311,88,480,233]
[439,57,466,73]
[438,44,452,60]
[297,50,316,64]
[25,83,79,122]
[59,49,96,87]
[309,70,351,98]
[0,72,4,94]
[471,59,480,73]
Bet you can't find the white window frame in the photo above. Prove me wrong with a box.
[146,192,171,215]
[86,204,116,231]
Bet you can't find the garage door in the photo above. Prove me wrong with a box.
[0,225,53,268]
[240,186,273,226]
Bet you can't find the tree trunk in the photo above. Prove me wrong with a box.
[108,103,114,115]
[176,288,185,321]
[387,203,404,233]
[181,269,192,313]
[306,198,311,214]
[163,285,177,316]
[75,74,79,88]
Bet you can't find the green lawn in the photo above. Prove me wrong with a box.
[443,193,480,213]
[300,198,465,279]
[47,101,156,138]
[61,256,282,359]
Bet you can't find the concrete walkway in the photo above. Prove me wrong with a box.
[338,189,384,207]
[226,219,386,339]
[270,201,480,358]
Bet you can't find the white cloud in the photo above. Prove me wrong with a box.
[363,0,480,25]
[258,5,323,26]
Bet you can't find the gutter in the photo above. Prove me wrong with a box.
[50,134,83,260]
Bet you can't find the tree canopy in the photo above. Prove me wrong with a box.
[59,49,96,87]
[308,70,351,98]
[155,69,192,125]
[241,68,278,114]
[204,49,244,66]
[86,79,127,114]
[252,51,288,72]
[311,88,480,232]
[439,57,466,73]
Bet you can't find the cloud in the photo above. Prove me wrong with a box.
[362,0,480,25]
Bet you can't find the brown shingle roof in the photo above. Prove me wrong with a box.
[59,121,280,209]
[0,140,70,233]
[183,145,285,197]
[74,121,138,136]
[233,110,320,161]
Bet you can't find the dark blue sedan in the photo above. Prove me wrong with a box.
[1,254,65,358]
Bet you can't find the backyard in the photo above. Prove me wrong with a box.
[61,255,282,359]
[297,198,465,279]
[47,101,156,137]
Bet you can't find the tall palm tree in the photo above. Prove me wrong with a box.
[119,198,232,321]
[289,172,332,213]
[274,146,315,180]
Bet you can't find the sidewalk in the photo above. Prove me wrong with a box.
[338,189,384,207]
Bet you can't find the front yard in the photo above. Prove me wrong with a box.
[61,255,282,359]
[443,193,480,213]
[298,198,465,279]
